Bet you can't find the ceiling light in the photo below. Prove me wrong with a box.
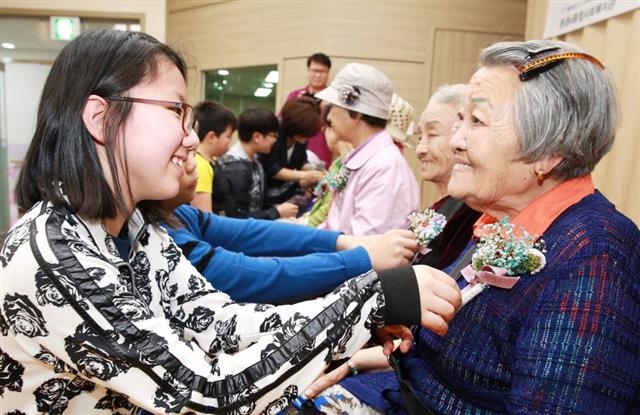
[218,69,229,76]
[265,70,278,83]
[1,42,15,49]
[50,16,80,40]
[254,87,272,98]
[263,82,274,88]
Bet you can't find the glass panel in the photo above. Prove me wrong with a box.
[203,64,277,115]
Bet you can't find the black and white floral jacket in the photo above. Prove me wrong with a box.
[0,201,416,414]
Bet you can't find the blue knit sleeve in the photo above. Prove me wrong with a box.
[168,205,372,304]
[207,246,371,304]
[201,211,343,256]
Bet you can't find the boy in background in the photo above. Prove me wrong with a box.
[214,107,298,219]
[192,101,237,212]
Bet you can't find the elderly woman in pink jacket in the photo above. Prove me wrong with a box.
[316,63,420,235]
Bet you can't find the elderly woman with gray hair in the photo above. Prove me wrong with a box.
[291,39,640,415]
[411,83,482,270]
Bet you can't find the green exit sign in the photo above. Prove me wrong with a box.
[50,16,81,41]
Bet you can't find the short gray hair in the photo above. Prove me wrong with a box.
[429,83,468,107]
[479,39,617,180]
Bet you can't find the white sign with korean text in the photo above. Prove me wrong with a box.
[544,0,640,38]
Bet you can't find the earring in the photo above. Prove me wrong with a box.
[536,169,545,185]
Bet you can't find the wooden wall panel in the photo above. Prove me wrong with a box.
[526,1,639,224]
[168,0,225,13]
[168,1,527,107]
[430,29,522,92]
[280,57,310,104]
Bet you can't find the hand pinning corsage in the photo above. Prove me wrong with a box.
[407,209,447,255]
[461,217,546,307]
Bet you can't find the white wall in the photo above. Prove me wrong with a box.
[3,63,51,225]
[5,63,50,156]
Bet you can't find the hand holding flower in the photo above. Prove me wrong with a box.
[407,208,447,255]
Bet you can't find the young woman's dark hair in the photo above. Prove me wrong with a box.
[236,107,279,142]
[280,96,321,139]
[194,101,237,141]
[15,29,187,223]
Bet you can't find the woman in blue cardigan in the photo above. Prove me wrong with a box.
[300,39,640,414]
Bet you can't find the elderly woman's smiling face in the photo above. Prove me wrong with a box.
[448,66,542,218]
[416,101,459,187]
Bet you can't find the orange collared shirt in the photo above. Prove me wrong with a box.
[473,175,595,238]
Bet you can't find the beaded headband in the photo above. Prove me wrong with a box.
[516,46,604,81]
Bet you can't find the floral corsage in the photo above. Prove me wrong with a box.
[314,159,350,196]
[461,217,546,306]
[408,208,447,255]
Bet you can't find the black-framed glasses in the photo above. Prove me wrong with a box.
[105,96,195,135]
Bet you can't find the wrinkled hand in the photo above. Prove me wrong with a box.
[276,202,299,219]
[337,229,418,270]
[413,265,461,336]
[304,361,351,399]
[375,325,413,356]
[304,345,393,399]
